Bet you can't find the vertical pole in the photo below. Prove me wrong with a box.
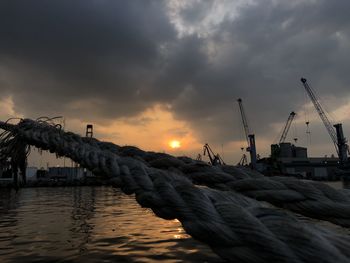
[334,124,348,165]
[248,134,257,170]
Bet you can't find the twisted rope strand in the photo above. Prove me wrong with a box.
[2,119,350,262]
[77,128,350,228]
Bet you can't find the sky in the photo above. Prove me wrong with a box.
[0,0,350,166]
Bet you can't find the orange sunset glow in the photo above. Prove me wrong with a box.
[169,140,181,149]
[89,104,201,155]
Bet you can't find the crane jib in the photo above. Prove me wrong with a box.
[301,78,349,165]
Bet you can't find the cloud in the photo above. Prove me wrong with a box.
[0,0,176,120]
[163,0,350,147]
[1,0,350,162]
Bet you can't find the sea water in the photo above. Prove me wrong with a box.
[0,187,223,262]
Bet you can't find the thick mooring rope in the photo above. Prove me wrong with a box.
[1,119,350,262]
[73,133,350,228]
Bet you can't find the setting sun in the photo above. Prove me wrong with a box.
[169,140,181,149]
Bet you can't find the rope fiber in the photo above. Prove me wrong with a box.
[1,119,350,262]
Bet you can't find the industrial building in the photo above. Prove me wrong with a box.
[0,165,91,186]
[260,142,341,180]
[48,167,85,181]
[241,78,350,180]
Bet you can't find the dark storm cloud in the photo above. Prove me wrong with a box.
[0,0,176,119]
[166,0,350,145]
[1,0,350,150]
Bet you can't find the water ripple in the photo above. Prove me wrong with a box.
[0,186,223,262]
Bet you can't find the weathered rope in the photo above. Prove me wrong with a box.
[2,119,350,262]
[72,132,350,228]
[4,119,350,228]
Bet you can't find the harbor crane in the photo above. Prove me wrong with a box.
[271,112,297,160]
[279,111,296,144]
[203,143,225,166]
[237,98,257,169]
[237,152,248,166]
[301,78,349,165]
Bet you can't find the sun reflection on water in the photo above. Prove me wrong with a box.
[0,187,223,262]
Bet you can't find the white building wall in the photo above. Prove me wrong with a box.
[26,167,38,181]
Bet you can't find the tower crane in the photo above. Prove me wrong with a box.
[279,111,296,144]
[237,98,257,169]
[300,78,349,165]
[203,143,225,166]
